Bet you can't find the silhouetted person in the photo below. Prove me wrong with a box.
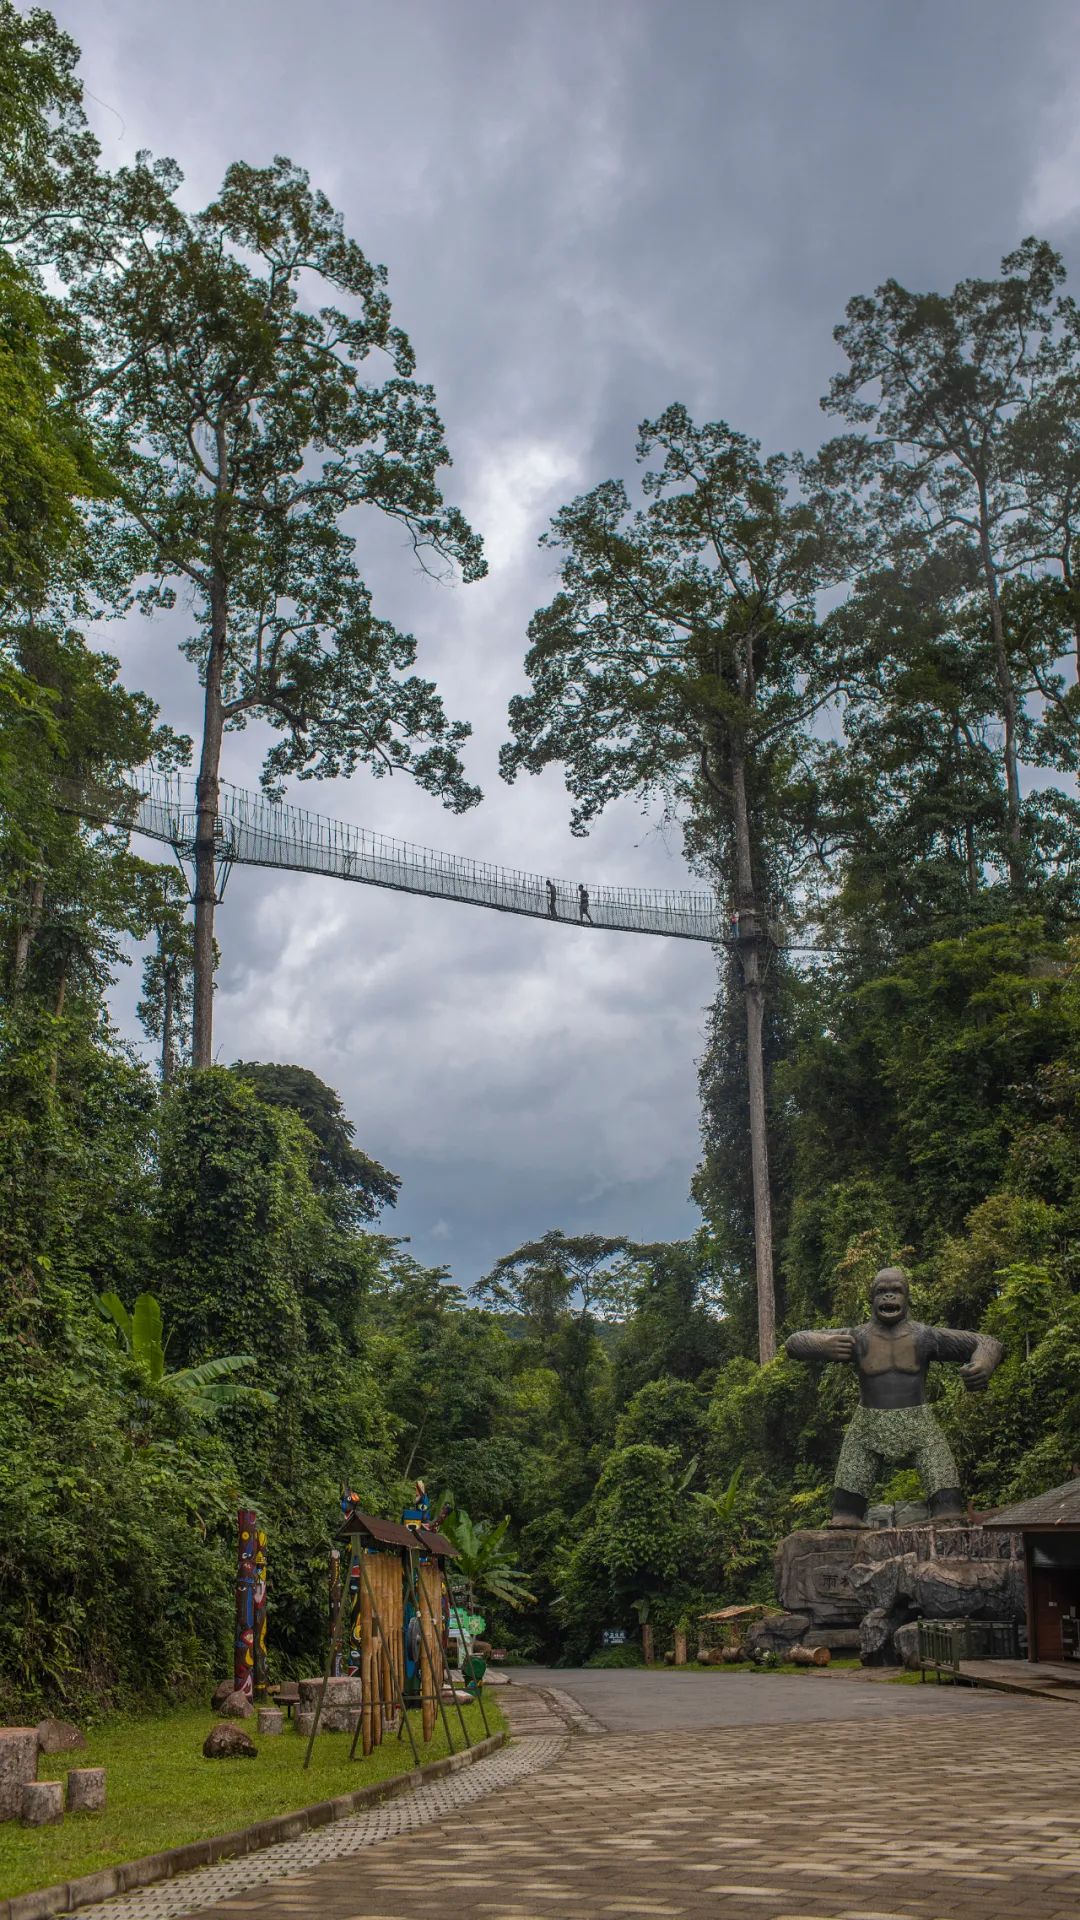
[546,879,557,918]
[579,884,593,924]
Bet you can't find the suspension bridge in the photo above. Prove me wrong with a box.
[73,774,729,945]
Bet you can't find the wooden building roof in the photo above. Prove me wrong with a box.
[983,1476,1080,1531]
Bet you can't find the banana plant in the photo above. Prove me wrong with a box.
[691,1463,744,1525]
[440,1505,536,1612]
[95,1291,276,1414]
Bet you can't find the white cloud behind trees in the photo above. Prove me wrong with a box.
[58,0,1080,1279]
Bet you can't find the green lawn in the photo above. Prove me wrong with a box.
[0,1697,502,1901]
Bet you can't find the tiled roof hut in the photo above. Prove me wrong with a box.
[985,1476,1080,1664]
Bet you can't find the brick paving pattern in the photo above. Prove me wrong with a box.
[60,1736,567,1920]
[174,1702,1080,1920]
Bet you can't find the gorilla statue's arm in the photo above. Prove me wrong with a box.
[930,1327,1004,1392]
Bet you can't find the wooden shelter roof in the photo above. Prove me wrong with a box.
[983,1476,1080,1531]
[414,1526,459,1559]
[339,1509,417,1549]
[699,1603,771,1622]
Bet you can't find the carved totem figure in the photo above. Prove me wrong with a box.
[785,1268,1003,1526]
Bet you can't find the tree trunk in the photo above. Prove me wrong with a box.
[161,955,176,1086]
[13,876,44,996]
[192,583,226,1069]
[49,964,66,1089]
[978,498,1024,887]
[730,740,776,1365]
[964,819,978,898]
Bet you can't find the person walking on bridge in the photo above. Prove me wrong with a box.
[578,884,593,925]
[546,878,558,919]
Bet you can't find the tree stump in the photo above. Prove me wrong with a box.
[66,1768,106,1812]
[258,1709,283,1735]
[0,1729,38,1821]
[21,1781,63,1826]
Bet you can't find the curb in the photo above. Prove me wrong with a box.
[530,1686,605,1736]
[2,1731,507,1920]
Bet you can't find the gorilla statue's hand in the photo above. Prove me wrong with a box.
[824,1330,856,1362]
[960,1355,993,1392]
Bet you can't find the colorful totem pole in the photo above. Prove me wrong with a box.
[234,1508,258,1698]
[253,1522,269,1700]
[328,1548,342,1678]
[339,1488,364,1673]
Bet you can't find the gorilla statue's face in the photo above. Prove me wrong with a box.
[871,1277,909,1326]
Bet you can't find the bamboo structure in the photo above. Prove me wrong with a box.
[418,1556,442,1743]
[67,772,727,945]
[303,1508,467,1766]
[336,1511,424,1764]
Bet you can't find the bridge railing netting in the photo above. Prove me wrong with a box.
[72,775,725,945]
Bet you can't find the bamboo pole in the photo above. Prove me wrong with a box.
[360,1563,373,1756]
[438,1570,472,1750]
[410,1550,455,1754]
[445,1566,489,1738]
[303,1547,353,1770]
[349,1549,420,1769]
[380,1557,394,1727]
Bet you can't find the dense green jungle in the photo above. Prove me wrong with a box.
[3,5,1080,1717]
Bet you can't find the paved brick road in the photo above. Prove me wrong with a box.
[163,1677,1080,1920]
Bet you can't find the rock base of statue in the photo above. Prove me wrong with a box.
[751,1524,1026,1667]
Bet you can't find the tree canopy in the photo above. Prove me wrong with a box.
[4,8,1080,1711]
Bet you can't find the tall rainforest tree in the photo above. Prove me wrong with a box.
[816,238,1080,887]
[0,2,103,258]
[0,4,107,618]
[501,407,843,1360]
[137,869,195,1085]
[809,559,1015,965]
[63,154,485,1065]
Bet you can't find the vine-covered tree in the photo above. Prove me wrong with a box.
[232,1060,399,1222]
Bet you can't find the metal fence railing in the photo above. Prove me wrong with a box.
[66,774,728,945]
[918,1618,1020,1681]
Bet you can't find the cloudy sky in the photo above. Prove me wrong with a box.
[57,0,1080,1283]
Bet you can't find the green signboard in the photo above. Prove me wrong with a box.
[450,1610,486,1637]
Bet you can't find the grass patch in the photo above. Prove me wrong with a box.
[0,1697,502,1901]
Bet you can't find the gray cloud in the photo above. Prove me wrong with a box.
[60,0,1080,1282]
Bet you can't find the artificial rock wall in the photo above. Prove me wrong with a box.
[763,1524,1025,1666]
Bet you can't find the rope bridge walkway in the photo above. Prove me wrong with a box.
[78,775,727,945]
